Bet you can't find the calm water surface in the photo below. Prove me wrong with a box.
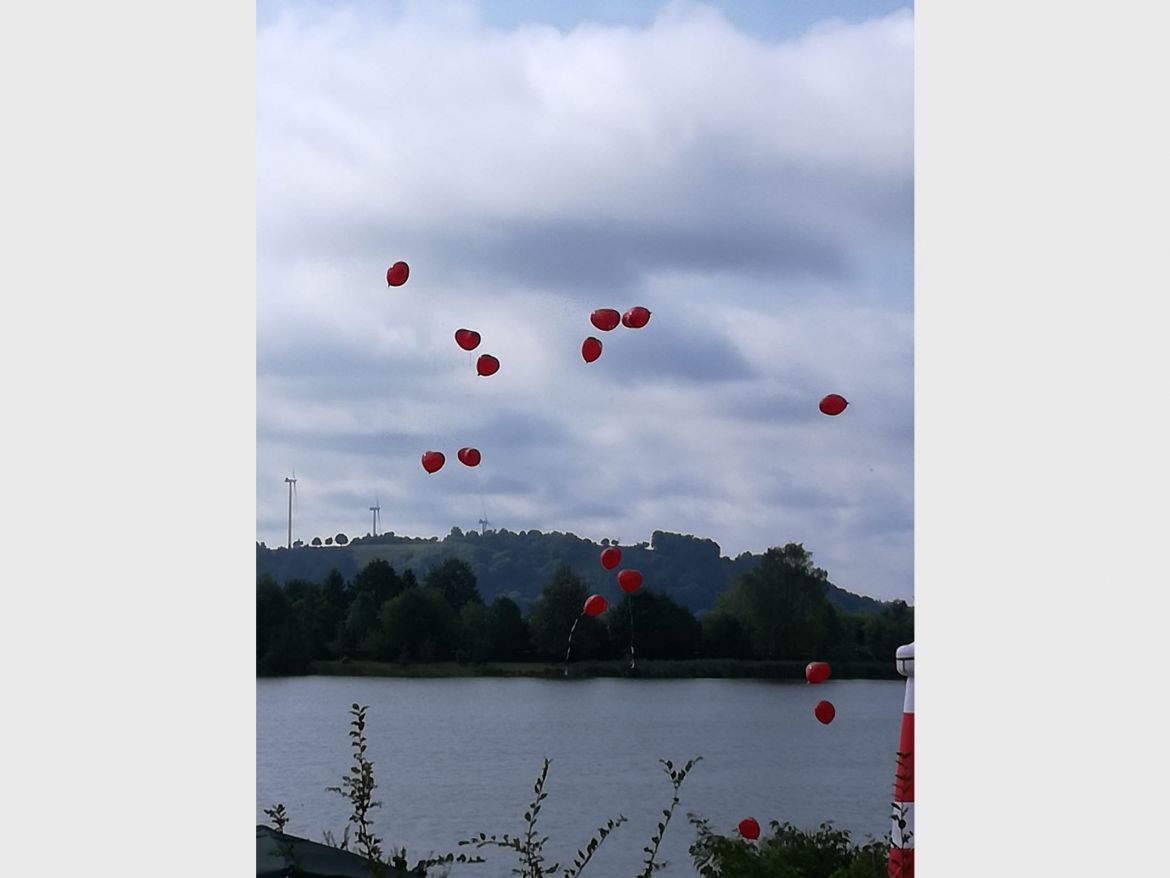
[257,676,904,878]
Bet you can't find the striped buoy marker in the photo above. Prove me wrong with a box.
[889,642,914,878]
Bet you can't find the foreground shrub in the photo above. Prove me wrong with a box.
[688,816,888,878]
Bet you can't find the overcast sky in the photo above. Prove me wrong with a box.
[257,0,914,602]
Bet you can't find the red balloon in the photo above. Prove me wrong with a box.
[583,594,608,617]
[457,447,481,467]
[455,329,481,351]
[600,546,622,570]
[621,306,651,328]
[386,262,410,287]
[476,354,500,376]
[582,337,603,363]
[814,700,836,725]
[805,661,832,684]
[617,569,643,593]
[420,451,445,474]
[737,818,760,841]
[590,308,621,332]
[819,394,848,416]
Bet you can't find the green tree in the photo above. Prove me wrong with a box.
[484,596,530,661]
[257,574,289,664]
[322,568,349,611]
[288,584,341,662]
[257,578,316,676]
[527,564,609,660]
[700,610,753,659]
[260,614,315,675]
[376,588,458,662]
[282,577,318,603]
[721,543,834,659]
[457,600,490,662]
[607,591,702,660]
[351,558,408,606]
[257,576,334,671]
[424,557,482,611]
[340,590,381,658]
[863,600,914,661]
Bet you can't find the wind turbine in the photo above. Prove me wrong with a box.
[369,496,381,537]
[285,470,297,548]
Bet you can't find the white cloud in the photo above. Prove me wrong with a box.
[257,1,914,600]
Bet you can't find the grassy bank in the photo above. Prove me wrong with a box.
[300,658,901,680]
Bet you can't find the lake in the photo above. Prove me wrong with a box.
[257,676,905,877]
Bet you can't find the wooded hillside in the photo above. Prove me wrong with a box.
[257,528,894,615]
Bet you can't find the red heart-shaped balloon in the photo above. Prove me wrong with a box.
[386,261,410,287]
[476,354,500,376]
[600,547,622,570]
[621,306,651,328]
[420,450,445,474]
[457,447,481,467]
[819,394,848,416]
[738,818,760,841]
[583,594,608,617]
[617,569,643,593]
[581,337,602,363]
[590,308,621,332]
[805,661,832,684]
[455,329,481,351]
[814,700,836,725]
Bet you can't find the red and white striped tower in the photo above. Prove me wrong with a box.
[889,642,914,878]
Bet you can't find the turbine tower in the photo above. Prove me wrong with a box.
[285,471,297,548]
[369,498,381,537]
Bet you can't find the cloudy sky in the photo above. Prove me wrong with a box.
[257,0,914,602]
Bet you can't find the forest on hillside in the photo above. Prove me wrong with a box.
[257,541,913,676]
[257,528,894,616]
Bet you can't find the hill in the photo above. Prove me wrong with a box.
[256,528,893,616]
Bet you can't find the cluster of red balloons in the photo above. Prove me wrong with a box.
[420,447,482,474]
[600,545,644,592]
[389,261,503,471]
[581,306,652,364]
[805,660,836,724]
[731,663,836,841]
[452,328,501,376]
[578,545,645,619]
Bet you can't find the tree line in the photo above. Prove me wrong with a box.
[257,542,913,676]
[256,528,891,617]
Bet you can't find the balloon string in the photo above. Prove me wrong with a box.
[563,614,581,677]
[627,595,637,671]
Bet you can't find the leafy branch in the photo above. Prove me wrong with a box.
[327,703,384,863]
[264,802,290,833]
[636,757,701,877]
[324,703,482,877]
[459,758,626,878]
